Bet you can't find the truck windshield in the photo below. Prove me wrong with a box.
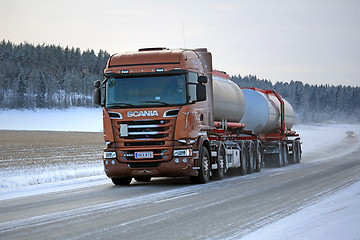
[106,74,187,108]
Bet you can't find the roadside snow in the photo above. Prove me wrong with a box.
[292,123,360,153]
[0,175,109,201]
[240,180,360,240]
[0,163,104,189]
[0,108,103,132]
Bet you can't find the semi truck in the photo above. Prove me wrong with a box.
[93,48,301,185]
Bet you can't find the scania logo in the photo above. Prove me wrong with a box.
[127,110,159,118]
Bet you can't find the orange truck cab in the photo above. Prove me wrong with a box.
[94,48,215,185]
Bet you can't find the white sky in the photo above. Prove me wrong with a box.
[1,0,359,86]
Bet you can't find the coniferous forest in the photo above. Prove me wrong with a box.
[0,40,110,109]
[1,40,359,123]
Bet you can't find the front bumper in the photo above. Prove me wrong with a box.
[103,157,198,178]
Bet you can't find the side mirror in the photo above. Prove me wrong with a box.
[196,83,206,101]
[93,80,101,106]
[198,76,208,84]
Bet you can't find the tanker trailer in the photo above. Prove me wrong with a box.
[209,71,263,178]
[212,71,245,122]
[240,88,295,134]
[208,71,301,181]
[239,88,300,167]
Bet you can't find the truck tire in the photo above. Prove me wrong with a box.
[288,141,296,164]
[247,141,255,174]
[111,177,132,186]
[212,145,226,180]
[295,140,301,163]
[134,176,152,182]
[275,142,283,168]
[238,142,248,175]
[255,141,263,172]
[282,142,288,166]
[190,145,210,184]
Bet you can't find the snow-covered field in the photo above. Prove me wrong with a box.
[0,108,103,132]
[1,108,360,239]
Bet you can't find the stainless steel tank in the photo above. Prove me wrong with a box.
[212,74,245,122]
[240,89,295,134]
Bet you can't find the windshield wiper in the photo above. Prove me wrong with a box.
[140,101,169,106]
[107,103,135,108]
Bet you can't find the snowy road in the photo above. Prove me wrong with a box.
[1,109,359,239]
[1,136,359,239]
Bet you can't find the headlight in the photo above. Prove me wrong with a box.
[173,149,192,157]
[104,151,116,159]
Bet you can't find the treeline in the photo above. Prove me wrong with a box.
[1,40,359,123]
[0,40,110,109]
[231,75,360,123]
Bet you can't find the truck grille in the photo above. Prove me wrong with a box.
[113,118,175,162]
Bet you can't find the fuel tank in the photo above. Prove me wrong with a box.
[212,72,245,122]
[240,89,295,134]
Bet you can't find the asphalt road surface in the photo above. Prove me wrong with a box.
[1,138,359,240]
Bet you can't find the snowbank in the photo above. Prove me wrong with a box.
[241,180,360,240]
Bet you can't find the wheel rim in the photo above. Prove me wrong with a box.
[203,153,209,178]
[218,152,225,174]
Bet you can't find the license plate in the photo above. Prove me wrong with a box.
[135,151,153,159]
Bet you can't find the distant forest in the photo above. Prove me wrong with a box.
[0,40,110,109]
[1,40,359,123]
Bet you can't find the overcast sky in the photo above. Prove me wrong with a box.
[1,0,359,86]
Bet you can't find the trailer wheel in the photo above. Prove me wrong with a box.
[295,140,301,163]
[282,142,289,166]
[288,141,296,164]
[247,142,255,174]
[255,141,263,172]
[111,177,132,186]
[238,142,248,175]
[212,145,226,180]
[190,145,210,184]
[275,142,284,168]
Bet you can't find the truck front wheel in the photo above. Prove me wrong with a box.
[111,177,132,186]
[190,146,210,184]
